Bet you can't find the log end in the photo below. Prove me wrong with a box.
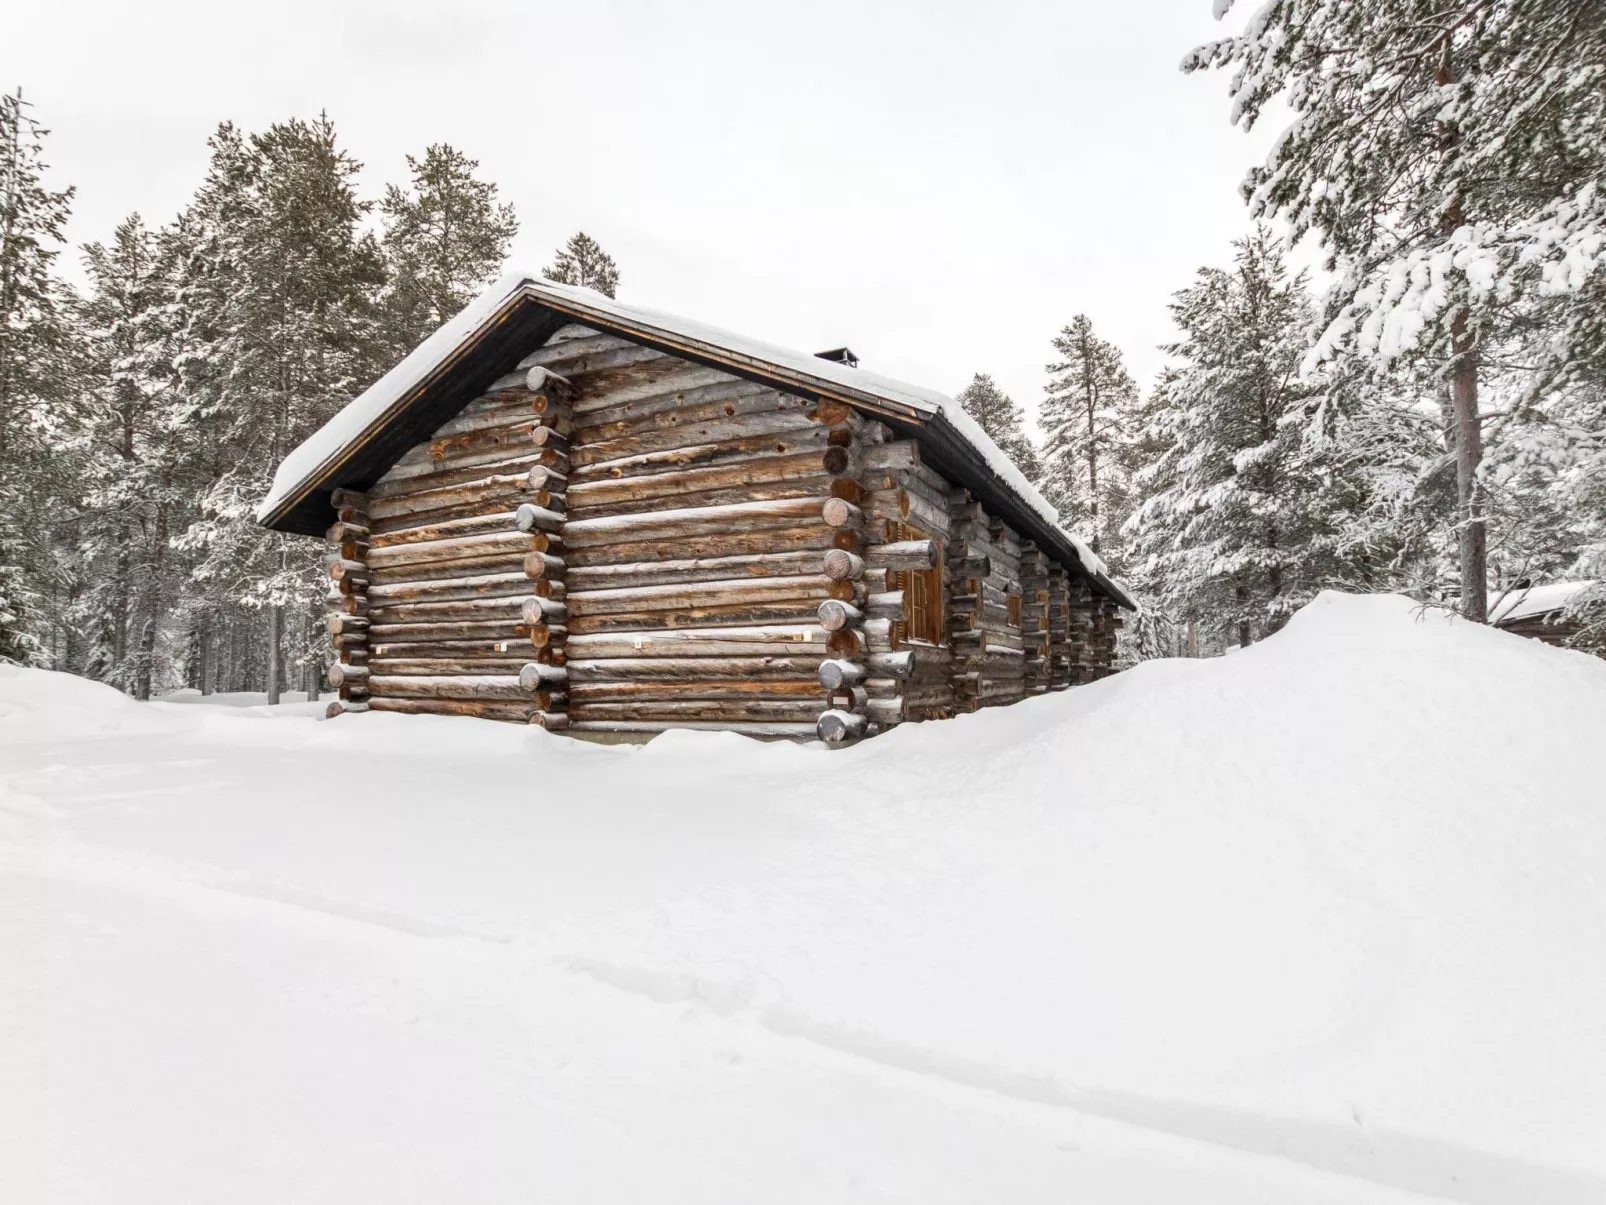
[816,709,868,744]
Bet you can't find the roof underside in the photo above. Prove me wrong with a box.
[258,277,1135,609]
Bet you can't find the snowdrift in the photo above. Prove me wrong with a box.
[3,592,1605,1204]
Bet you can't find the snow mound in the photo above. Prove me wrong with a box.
[3,592,1605,1203]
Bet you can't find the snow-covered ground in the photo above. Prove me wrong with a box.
[3,592,1604,1204]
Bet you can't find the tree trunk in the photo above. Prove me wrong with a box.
[266,604,282,705]
[1450,310,1487,622]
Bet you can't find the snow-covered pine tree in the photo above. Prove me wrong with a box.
[543,231,619,298]
[1124,228,1323,648]
[1188,0,1606,621]
[379,143,518,358]
[1040,316,1138,561]
[72,214,187,696]
[172,115,384,702]
[0,88,75,665]
[954,373,1042,484]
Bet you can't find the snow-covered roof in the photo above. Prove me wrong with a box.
[1490,581,1598,626]
[257,271,1134,609]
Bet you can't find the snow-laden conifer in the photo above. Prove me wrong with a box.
[380,144,517,358]
[543,231,620,298]
[1188,0,1606,621]
[0,89,74,664]
[1040,316,1139,561]
[954,373,1042,485]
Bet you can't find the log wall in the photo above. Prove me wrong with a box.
[323,323,1121,739]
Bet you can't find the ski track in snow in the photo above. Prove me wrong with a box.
[3,829,1600,1205]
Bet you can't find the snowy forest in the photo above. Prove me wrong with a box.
[2,0,1603,698]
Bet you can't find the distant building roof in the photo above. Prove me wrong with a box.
[1490,581,1598,627]
[255,272,1135,609]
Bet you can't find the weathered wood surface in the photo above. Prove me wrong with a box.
[335,324,1117,738]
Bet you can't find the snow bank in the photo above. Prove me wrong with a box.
[3,593,1605,1204]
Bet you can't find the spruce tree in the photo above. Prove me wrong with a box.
[954,373,1042,484]
[1040,316,1139,560]
[543,231,620,297]
[74,214,186,695]
[1125,229,1323,648]
[172,115,384,702]
[380,143,518,357]
[0,88,75,665]
[1188,0,1606,621]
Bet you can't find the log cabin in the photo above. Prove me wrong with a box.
[256,273,1136,742]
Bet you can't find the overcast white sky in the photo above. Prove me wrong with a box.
[7,0,1274,432]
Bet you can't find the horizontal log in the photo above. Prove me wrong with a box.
[565,525,835,568]
[514,503,566,534]
[367,571,535,606]
[368,697,535,722]
[330,487,370,511]
[565,625,828,659]
[568,680,821,702]
[816,599,862,632]
[866,591,904,619]
[817,709,867,743]
[519,596,569,624]
[570,423,830,483]
[324,700,368,719]
[826,685,868,713]
[567,574,834,618]
[528,621,566,648]
[523,551,565,579]
[866,540,939,571]
[530,710,570,732]
[867,650,916,678]
[368,619,534,643]
[376,445,567,495]
[567,655,826,682]
[367,531,536,571]
[518,662,569,690]
[818,659,866,691]
[395,420,546,471]
[566,600,828,635]
[326,614,369,636]
[574,381,791,442]
[826,628,866,657]
[865,697,903,725]
[369,508,522,545]
[369,674,533,701]
[565,478,831,521]
[327,558,368,585]
[822,549,865,581]
[562,497,829,547]
[368,553,527,584]
[569,699,825,723]
[569,408,820,470]
[326,520,370,544]
[365,656,532,675]
[565,550,822,592]
[327,592,369,616]
[367,472,557,522]
[327,663,368,689]
[369,596,537,625]
[565,449,838,510]
[822,497,863,530]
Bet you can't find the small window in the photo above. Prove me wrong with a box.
[892,522,944,646]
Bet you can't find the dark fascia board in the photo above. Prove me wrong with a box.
[260,285,1135,610]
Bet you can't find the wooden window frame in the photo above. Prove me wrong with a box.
[891,522,945,647]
